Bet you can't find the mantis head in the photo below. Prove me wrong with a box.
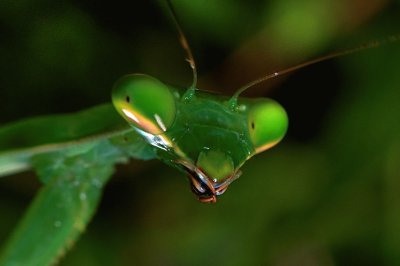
[112,74,288,203]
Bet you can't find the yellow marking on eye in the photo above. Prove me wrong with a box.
[254,140,280,154]
[121,108,161,134]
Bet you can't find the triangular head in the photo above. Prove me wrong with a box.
[112,74,288,202]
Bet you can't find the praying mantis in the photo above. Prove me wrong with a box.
[0,0,399,265]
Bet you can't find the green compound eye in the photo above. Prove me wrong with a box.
[246,99,288,154]
[112,74,176,135]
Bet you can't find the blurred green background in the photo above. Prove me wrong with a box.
[1,0,400,265]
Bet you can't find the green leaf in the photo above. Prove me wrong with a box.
[0,140,126,266]
[0,104,126,151]
[0,103,156,264]
[0,104,156,177]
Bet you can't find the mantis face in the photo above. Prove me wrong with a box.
[112,74,288,202]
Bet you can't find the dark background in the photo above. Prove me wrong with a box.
[1,0,400,265]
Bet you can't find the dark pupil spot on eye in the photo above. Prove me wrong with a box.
[126,96,130,103]
[251,121,255,129]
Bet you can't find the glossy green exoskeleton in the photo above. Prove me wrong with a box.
[112,75,287,202]
[112,1,288,202]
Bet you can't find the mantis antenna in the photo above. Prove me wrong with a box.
[166,0,198,89]
[232,34,400,99]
